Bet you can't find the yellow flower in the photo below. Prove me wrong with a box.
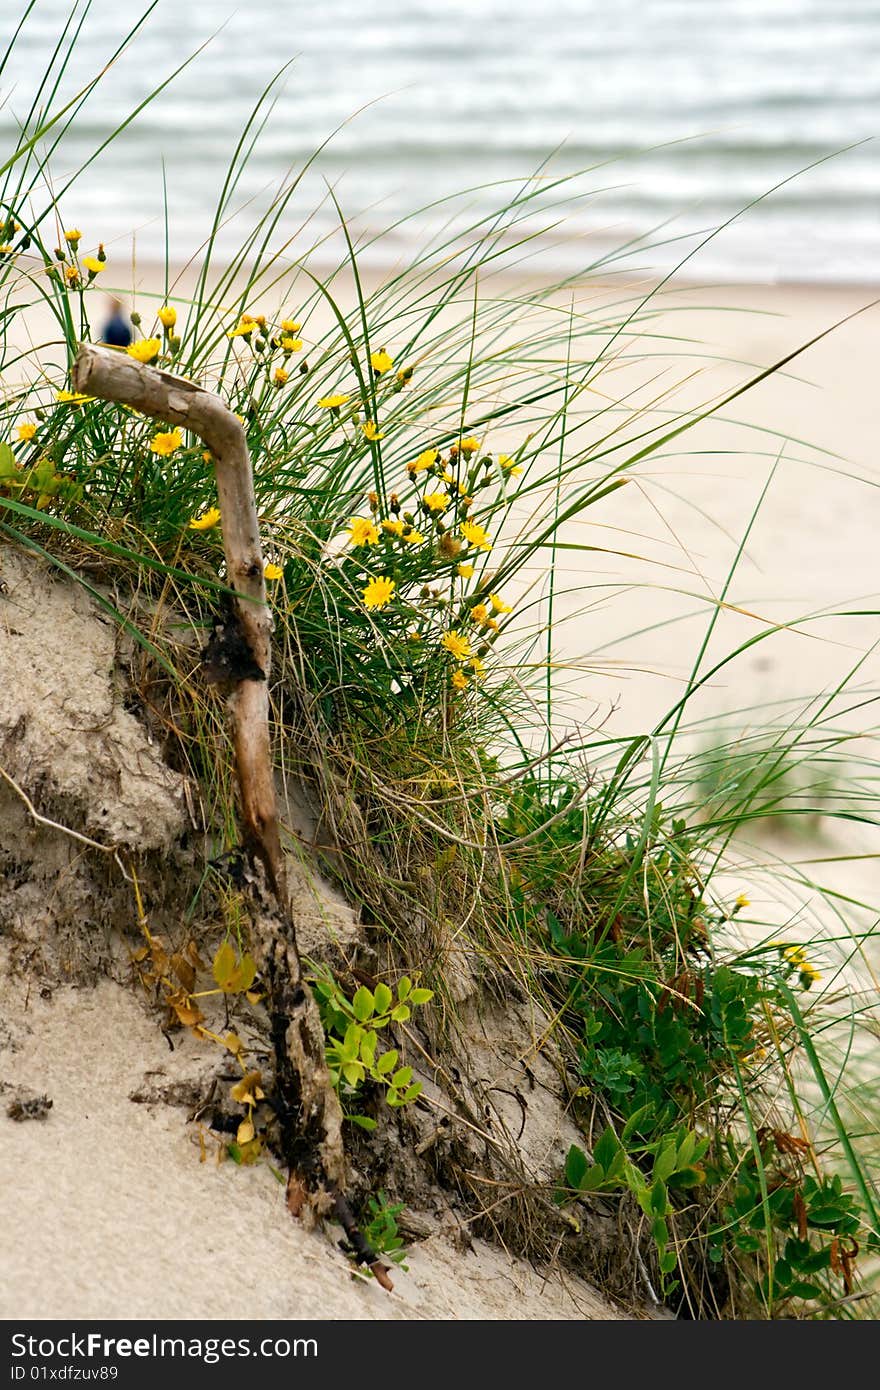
[381,518,406,537]
[396,366,414,386]
[65,266,81,286]
[16,423,37,443]
[423,491,449,514]
[441,630,472,662]
[470,656,486,679]
[55,390,93,405]
[403,529,425,545]
[407,629,422,642]
[127,338,162,364]
[81,255,104,275]
[734,893,750,910]
[498,453,523,476]
[459,436,480,455]
[317,394,350,410]
[451,669,469,692]
[189,507,221,531]
[470,603,490,626]
[408,447,438,475]
[280,319,301,333]
[488,592,512,615]
[370,348,394,375]
[362,576,395,610]
[348,516,380,547]
[280,337,303,352]
[202,450,214,465]
[149,428,183,456]
[64,228,82,246]
[362,420,384,441]
[460,521,492,552]
[157,305,177,329]
[227,319,257,338]
[778,944,821,987]
[274,367,289,386]
[457,563,474,579]
[264,562,283,581]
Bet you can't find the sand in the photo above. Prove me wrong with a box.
[0,980,621,1321]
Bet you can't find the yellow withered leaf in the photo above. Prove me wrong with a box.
[212,942,258,994]
[231,1070,263,1105]
[236,1118,255,1145]
[170,997,204,1028]
[170,951,196,994]
[212,941,236,989]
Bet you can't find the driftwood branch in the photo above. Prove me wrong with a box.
[73,345,282,891]
[72,344,390,1285]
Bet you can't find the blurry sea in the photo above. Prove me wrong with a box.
[2,0,879,283]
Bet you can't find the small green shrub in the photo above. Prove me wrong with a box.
[310,970,433,1129]
[361,1191,410,1271]
[501,776,869,1315]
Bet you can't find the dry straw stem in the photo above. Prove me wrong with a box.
[70,345,394,1281]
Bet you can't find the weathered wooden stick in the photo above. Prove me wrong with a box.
[70,345,389,1275]
[73,344,283,894]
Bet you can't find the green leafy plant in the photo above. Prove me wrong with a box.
[561,1123,710,1292]
[361,1191,410,1271]
[502,777,872,1315]
[310,971,433,1129]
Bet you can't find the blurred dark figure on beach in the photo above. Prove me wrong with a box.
[100,297,132,348]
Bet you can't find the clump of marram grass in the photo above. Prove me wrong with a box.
[690,723,847,837]
[2,7,879,1318]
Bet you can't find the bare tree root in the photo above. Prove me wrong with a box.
[72,344,391,1287]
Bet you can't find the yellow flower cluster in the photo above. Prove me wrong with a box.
[349,516,380,547]
[189,507,221,531]
[370,348,394,376]
[150,428,183,456]
[775,943,822,987]
[460,520,491,552]
[127,338,162,365]
[362,576,395,610]
[408,448,439,475]
[441,630,472,662]
[55,390,93,405]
